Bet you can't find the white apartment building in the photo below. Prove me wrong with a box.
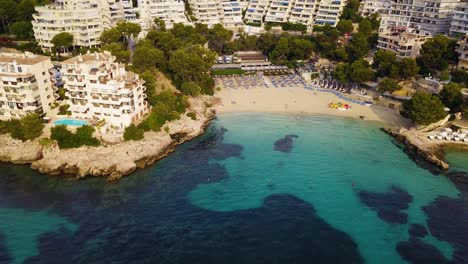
[450,2,468,37]
[289,0,321,30]
[245,0,272,24]
[61,52,148,127]
[189,0,223,27]
[378,0,460,36]
[0,50,57,119]
[377,28,431,58]
[314,0,347,27]
[32,0,134,52]
[359,0,390,17]
[137,0,188,29]
[122,0,138,21]
[187,0,245,28]
[265,0,295,24]
[457,35,468,69]
[246,0,346,30]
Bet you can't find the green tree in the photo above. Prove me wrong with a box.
[99,28,121,45]
[373,50,396,77]
[257,33,277,55]
[368,13,381,30]
[358,19,373,35]
[51,32,74,54]
[133,45,165,71]
[51,125,99,149]
[336,19,353,34]
[346,32,369,61]
[378,78,401,93]
[402,92,446,125]
[169,45,216,93]
[207,23,233,53]
[289,38,314,60]
[398,58,419,80]
[15,0,35,21]
[20,114,44,140]
[124,124,144,141]
[333,62,349,83]
[115,21,141,44]
[140,70,157,105]
[180,81,201,96]
[417,35,457,75]
[334,47,349,61]
[270,37,290,65]
[439,83,464,112]
[10,21,32,39]
[348,59,374,83]
[0,0,17,33]
[340,0,361,22]
[153,18,166,31]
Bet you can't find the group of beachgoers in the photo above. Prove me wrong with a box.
[215,73,371,106]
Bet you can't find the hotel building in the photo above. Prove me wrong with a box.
[137,0,188,28]
[456,35,468,69]
[246,0,347,31]
[32,0,133,52]
[378,0,460,36]
[359,0,390,17]
[377,28,431,58]
[450,2,468,37]
[61,52,148,127]
[0,50,57,119]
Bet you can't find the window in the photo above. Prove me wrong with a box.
[17,67,22,73]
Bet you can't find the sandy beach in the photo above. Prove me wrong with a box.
[215,87,410,128]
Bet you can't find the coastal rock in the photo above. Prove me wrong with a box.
[0,135,43,164]
[6,96,217,181]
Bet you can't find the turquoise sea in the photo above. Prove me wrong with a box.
[0,113,467,264]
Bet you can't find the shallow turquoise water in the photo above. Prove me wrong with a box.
[189,113,460,263]
[53,119,87,126]
[445,150,468,172]
[0,113,466,263]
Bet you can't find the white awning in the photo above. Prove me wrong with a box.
[68,105,89,113]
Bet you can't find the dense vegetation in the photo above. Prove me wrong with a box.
[401,92,447,125]
[0,113,44,141]
[50,125,100,149]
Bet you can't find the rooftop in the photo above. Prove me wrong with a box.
[0,51,50,65]
[62,52,114,65]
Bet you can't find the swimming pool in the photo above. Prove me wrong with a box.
[53,119,88,126]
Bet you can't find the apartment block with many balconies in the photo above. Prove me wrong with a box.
[359,0,391,17]
[457,35,468,69]
[450,2,468,37]
[188,0,223,27]
[377,27,431,58]
[314,0,347,27]
[0,50,57,119]
[32,0,130,52]
[288,0,321,30]
[244,0,272,24]
[378,0,460,36]
[265,0,295,24]
[137,0,188,29]
[61,52,148,128]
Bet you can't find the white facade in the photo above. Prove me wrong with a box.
[32,0,134,52]
[245,0,347,30]
[359,0,390,17]
[450,3,468,37]
[457,35,468,69]
[245,0,272,24]
[189,0,223,27]
[0,50,57,119]
[61,52,148,127]
[378,0,460,36]
[137,0,188,29]
[377,28,431,58]
[314,0,347,27]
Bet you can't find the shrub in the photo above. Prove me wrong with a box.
[20,113,44,140]
[187,112,197,120]
[123,124,144,141]
[58,104,71,115]
[51,125,100,149]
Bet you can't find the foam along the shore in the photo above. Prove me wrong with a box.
[215,87,410,128]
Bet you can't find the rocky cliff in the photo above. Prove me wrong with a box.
[0,96,216,181]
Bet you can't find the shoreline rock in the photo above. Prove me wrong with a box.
[0,96,216,181]
[384,128,450,170]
